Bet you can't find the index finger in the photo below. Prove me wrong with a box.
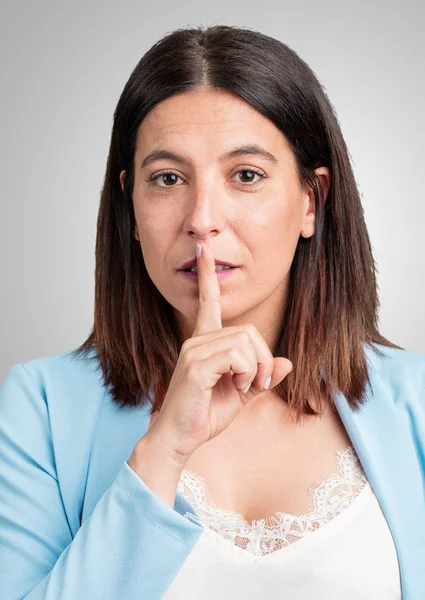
[192,241,222,336]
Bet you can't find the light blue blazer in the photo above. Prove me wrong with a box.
[0,343,424,599]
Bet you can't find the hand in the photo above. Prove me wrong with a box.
[147,241,293,460]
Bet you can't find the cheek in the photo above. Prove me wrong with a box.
[134,203,172,253]
[135,204,169,235]
[133,214,161,267]
[133,206,179,283]
[257,198,300,243]
[248,201,301,271]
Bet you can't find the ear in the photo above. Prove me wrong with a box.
[120,169,139,241]
[300,166,331,239]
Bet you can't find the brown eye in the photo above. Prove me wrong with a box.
[145,167,266,189]
[233,168,265,187]
[238,170,261,183]
[146,172,182,187]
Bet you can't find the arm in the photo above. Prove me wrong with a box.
[0,364,203,600]
[128,431,189,510]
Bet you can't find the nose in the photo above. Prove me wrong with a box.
[183,182,228,239]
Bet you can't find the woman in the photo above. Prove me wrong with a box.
[1,24,424,600]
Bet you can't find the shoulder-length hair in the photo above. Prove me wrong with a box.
[72,24,403,421]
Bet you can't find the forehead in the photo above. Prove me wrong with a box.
[135,88,294,161]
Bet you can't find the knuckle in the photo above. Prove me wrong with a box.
[237,329,251,344]
[185,361,199,381]
[229,346,243,361]
[181,346,196,366]
[181,338,192,353]
[242,322,258,336]
[199,292,221,305]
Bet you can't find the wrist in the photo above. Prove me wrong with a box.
[131,427,190,474]
[128,431,189,510]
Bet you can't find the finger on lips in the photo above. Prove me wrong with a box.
[193,242,222,336]
[192,242,271,393]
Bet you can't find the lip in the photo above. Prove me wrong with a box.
[178,257,238,271]
[178,266,239,282]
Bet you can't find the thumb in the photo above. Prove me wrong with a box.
[248,357,293,396]
[271,357,294,385]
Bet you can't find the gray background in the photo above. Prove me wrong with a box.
[1,0,424,383]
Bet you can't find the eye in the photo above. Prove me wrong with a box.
[145,168,266,189]
[145,171,183,188]
[233,168,266,187]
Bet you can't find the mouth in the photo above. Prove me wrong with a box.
[178,266,239,281]
[178,258,238,271]
[181,265,236,273]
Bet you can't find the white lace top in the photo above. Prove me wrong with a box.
[178,445,367,555]
[161,445,402,599]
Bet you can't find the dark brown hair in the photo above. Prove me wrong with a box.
[71,24,403,421]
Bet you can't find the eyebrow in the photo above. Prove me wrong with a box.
[140,143,279,169]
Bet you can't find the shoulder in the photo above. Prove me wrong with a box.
[3,346,106,414]
[0,348,114,526]
[365,342,425,415]
[0,347,107,466]
[366,342,425,381]
[18,346,104,394]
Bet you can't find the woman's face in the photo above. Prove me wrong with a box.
[121,87,329,347]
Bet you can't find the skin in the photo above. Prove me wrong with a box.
[120,85,330,387]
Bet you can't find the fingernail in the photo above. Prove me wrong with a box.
[242,382,251,394]
[263,375,271,390]
[196,243,202,259]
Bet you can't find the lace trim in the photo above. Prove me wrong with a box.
[178,445,368,556]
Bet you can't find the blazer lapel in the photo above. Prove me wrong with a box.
[334,344,425,599]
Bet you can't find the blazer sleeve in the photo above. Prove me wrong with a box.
[0,363,203,600]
